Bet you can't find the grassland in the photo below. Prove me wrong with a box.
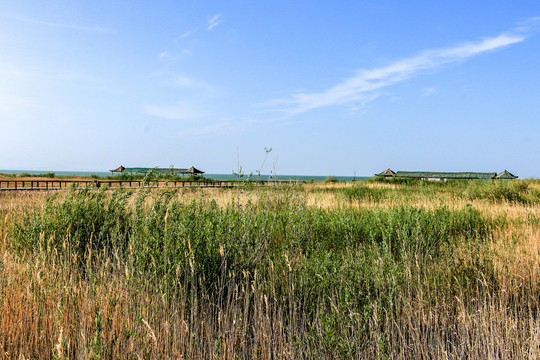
[0,179,539,359]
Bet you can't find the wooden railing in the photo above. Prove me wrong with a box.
[0,179,299,191]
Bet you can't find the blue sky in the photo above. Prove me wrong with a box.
[1,1,539,177]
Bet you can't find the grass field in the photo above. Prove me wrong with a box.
[1,179,539,359]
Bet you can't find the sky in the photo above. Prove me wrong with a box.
[1,1,539,177]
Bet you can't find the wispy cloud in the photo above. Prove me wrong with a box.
[158,51,170,59]
[271,24,534,115]
[143,101,205,120]
[4,14,115,33]
[421,88,437,97]
[207,14,223,31]
[157,49,192,59]
[169,76,215,93]
[178,30,193,39]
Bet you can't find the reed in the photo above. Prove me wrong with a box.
[0,180,538,358]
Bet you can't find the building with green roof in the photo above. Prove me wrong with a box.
[495,170,518,180]
[375,169,518,180]
[109,165,204,176]
[375,168,396,177]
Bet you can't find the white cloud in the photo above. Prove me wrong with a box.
[178,30,193,39]
[169,76,215,93]
[207,14,223,31]
[421,88,437,97]
[272,31,527,115]
[143,101,205,120]
[157,49,192,59]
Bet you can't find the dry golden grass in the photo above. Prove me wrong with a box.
[0,181,538,359]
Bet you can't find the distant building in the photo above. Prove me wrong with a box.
[376,168,396,177]
[109,166,204,176]
[375,169,518,180]
[183,166,205,175]
[494,170,518,180]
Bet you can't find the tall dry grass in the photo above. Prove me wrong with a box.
[0,180,538,359]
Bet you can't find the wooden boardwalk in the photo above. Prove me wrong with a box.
[0,179,297,191]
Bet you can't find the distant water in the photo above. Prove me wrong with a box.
[0,170,112,177]
[205,174,368,182]
[0,170,368,182]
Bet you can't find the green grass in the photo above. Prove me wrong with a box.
[345,178,539,204]
[324,175,339,183]
[10,187,506,355]
[3,181,539,358]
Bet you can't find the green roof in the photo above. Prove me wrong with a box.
[184,166,205,174]
[124,167,187,174]
[374,168,518,180]
[375,168,395,177]
[109,165,126,172]
[495,170,518,179]
[109,166,207,175]
[395,171,497,180]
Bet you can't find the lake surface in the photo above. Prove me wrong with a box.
[0,170,368,182]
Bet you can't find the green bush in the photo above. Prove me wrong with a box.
[465,180,533,204]
[13,188,133,257]
[324,176,339,183]
[343,185,388,201]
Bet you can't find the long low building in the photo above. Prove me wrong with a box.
[375,169,517,180]
[109,165,204,175]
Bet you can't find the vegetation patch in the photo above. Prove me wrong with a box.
[2,180,539,359]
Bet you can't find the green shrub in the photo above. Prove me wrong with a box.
[465,180,533,204]
[343,185,388,201]
[324,176,339,183]
[12,188,133,258]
